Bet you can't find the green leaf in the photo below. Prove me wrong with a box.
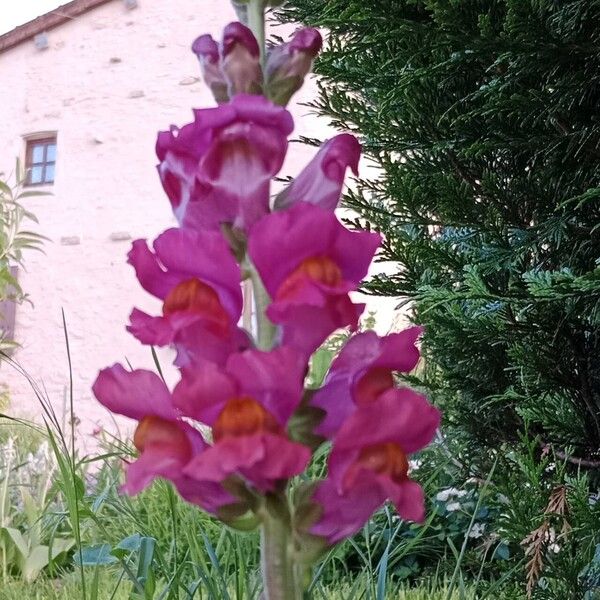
[2,527,28,558]
[74,544,117,566]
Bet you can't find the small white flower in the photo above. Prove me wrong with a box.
[468,523,485,538]
[446,502,462,512]
[436,487,462,502]
[436,490,451,502]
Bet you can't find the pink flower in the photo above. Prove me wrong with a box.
[312,327,423,437]
[92,365,234,513]
[274,134,361,211]
[265,27,322,105]
[175,347,311,491]
[310,388,440,543]
[191,34,228,104]
[127,227,250,367]
[248,202,381,356]
[221,22,263,96]
[156,94,294,232]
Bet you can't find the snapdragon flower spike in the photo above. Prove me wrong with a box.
[156,94,294,232]
[248,202,381,357]
[175,347,311,491]
[127,227,250,367]
[265,27,323,106]
[312,327,423,437]
[221,22,263,96]
[92,365,235,514]
[310,388,440,544]
[191,34,229,104]
[274,134,361,211]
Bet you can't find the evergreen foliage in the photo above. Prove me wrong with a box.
[277,0,600,468]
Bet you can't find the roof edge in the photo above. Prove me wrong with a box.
[0,0,115,55]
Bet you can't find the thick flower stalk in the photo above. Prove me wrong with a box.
[93,5,441,599]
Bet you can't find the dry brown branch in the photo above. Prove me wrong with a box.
[520,485,571,598]
[522,521,550,598]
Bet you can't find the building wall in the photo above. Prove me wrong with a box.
[0,0,401,448]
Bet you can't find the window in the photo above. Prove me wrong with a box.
[25,137,56,185]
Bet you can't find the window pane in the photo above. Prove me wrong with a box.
[46,144,56,162]
[31,144,45,163]
[44,164,55,183]
[29,166,43,184]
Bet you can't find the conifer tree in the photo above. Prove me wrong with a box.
[278,0,600,468]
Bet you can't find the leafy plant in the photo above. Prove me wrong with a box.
[0,160,45,352]
[0,430,74,582]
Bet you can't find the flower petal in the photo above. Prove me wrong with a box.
[184,433,310,492]
[173,361,238,423]
[128,239,183,300]
[92,364,177,421]
[310,474,385,544]
[153,228,242,318]
[392,479,426,523]
[225,347,306,423]
[313,328,424,437]
[334,388,441,455]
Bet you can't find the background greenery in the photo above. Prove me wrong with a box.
[274,0,600,597]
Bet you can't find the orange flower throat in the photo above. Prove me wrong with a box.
[163,278,229,334]
[345,442,409,488]
[134,415,190,455]
[212,397,282,442]
[276,256,343,301]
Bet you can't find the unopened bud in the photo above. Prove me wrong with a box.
[266,28,322,105]
[191,34,229,104]
[221,22,263,96]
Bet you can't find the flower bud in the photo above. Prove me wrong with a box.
[265,28,322,105]
[221,22,263,96]
[191,34,229,104]
[274,134,361,212]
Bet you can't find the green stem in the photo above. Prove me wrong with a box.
[250,265,277,350]
[260,513,303,600]
[247,0,266,62]
[242,7,304,598]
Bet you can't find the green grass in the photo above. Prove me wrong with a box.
[0,572,474,600]
[0,570,133,600]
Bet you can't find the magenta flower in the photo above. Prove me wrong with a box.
[312,327,423,437]
[310,388,441,543]
[248,202,381,356]
[191,34,228,104]
[265,27,323,105]
[156,94,294,232]
[92,365,234,513]
[127,227,250,366]
[175,347,311,491]
[221,22,263,96]
[274,134,361,211]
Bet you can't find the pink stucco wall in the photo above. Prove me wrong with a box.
[0,0,401,448]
